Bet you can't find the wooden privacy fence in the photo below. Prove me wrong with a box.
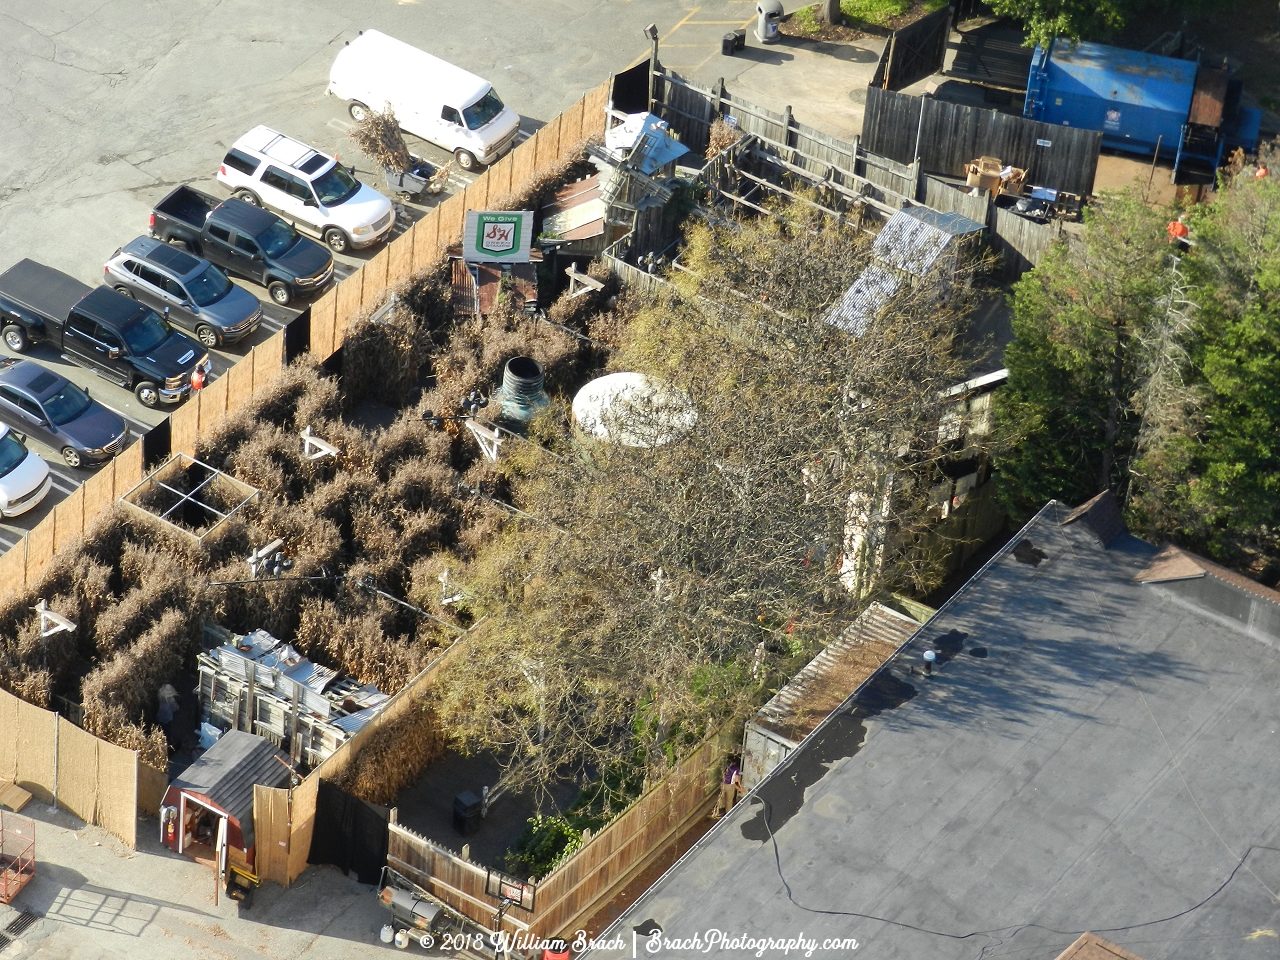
[0,685,165,848]
[385,730,727,939]
[645,71,1063,277]
[861,86,1101,197]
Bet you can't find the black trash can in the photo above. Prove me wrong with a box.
[453,791,482,835]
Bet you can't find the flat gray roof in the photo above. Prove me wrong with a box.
[588,501,1280,960]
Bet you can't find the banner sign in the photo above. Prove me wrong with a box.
[463,210,534,263]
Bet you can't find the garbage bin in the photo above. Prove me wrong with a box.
[756,0,783,43]
[453,791,482,835]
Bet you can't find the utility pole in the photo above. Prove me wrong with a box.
[645,24,660,112]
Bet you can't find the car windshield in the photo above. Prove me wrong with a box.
[185,265,233,307]
[121,310,171,354]
[463,89,505,130]
[311,164,360,206]
[43,382,92,426]
[257,220,300,258]
[0,432,27,479]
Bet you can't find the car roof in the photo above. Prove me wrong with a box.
[120,236,206,280]
[77,285,153,328]
[233,125,333,176]
[214,198,284,234]
[0,358,68,399]
[341,31,492,107]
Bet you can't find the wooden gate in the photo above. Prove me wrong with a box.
[871,6,953,91]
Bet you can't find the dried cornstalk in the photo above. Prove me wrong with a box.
[351,105,413,173]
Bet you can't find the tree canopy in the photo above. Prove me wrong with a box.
[996,170,1280,576]
[435,200,978,792]
[986,0,1230,50]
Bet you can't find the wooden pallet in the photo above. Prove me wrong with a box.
[0,783,30,814]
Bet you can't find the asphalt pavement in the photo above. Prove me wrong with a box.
[0,0,713,553]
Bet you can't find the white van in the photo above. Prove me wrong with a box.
[328,30,522,172]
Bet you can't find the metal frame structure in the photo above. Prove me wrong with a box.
[0,810,35,905]
[119,453,259,545]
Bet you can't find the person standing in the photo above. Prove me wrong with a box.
[712,757,744,818]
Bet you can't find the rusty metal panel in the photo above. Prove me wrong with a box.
[1189,65,1228,128]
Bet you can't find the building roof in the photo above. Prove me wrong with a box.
[750,601,919,747]
[169,730,290,849]
[1060,488,1127,547]
[587,502,1280,960]
[1055,932,1148,960]
[873,206,983,278]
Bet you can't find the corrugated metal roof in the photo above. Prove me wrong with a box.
[605,112,690,174]
[873,207,982,277]
[823,264,900,336]
[170,731,290,849]
[751,602,920,745]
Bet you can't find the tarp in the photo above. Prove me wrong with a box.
[308,779,390,885]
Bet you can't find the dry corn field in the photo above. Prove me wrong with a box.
[0,258,622,772]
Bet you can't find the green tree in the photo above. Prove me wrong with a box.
[987,0,1230,50]
[994,190,1177,519]
[1129,174,1280,567]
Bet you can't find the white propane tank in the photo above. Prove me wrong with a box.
[395,929,410,949]
[380,924,395,943]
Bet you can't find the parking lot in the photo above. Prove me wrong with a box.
[0,0,728,555]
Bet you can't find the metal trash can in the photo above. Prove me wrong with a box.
[756,0,783,43]
[453,791,482,835]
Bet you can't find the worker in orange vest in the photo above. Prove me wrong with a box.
[1167,215,1190,252]
[1257,162,1270,179]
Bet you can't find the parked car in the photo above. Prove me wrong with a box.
[0,358,128,468]
[327,29,521,172]
[104,237,262,349]
[0,424,51,518]
[149,186,333,307]
[217,126,395,253]
[0,259,210,408]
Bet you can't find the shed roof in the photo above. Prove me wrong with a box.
[873,207,983,278]
[170,731,289,849]
[751,602,919,746]
[586,502,1280,960]
[823,263,900,336]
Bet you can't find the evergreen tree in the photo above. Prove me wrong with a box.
[994,190,1175,519]
[1130,175,1280,568]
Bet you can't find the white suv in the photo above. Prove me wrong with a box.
[217,126,395,253]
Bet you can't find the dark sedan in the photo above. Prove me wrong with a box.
[0,358,128,468]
